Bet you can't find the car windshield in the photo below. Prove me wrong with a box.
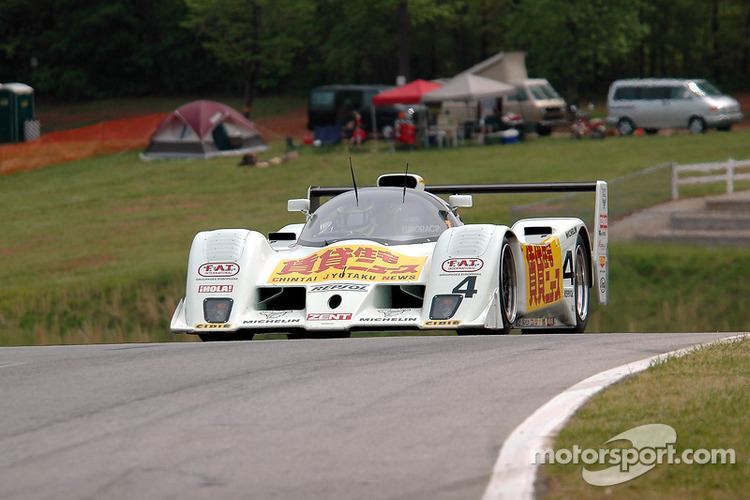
[529,84,560,100]
[689,80,723,97]
[297,187,461,246]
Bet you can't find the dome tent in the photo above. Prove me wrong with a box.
[142,100,266,159]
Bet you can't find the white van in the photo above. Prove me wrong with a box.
[607,79,743,135]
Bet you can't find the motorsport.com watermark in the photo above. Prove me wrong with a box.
[534,424,736,486]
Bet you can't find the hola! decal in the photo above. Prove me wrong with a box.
[269,245,426,284]
[199,262,240,277]
[522,237,563,312]
[441,258,484,273]
[198,284,234,293]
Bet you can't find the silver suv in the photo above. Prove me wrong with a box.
[607,79,743,134]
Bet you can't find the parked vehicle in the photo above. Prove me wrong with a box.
[501,79,568,135]
[606,79,743,135]
[307,85,404,134]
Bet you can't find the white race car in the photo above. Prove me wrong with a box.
[170,174,608,340]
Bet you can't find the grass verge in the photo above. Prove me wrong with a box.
[541,336,750,499]
[1,130,749,344]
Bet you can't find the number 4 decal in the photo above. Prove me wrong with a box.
[563,250,574,282]
[452,276,478,298]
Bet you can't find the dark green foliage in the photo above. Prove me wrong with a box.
[1,1,749,105]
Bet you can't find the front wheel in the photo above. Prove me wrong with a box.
[688,117,706,134]
[456,236,517,336]
[617,118,635,136]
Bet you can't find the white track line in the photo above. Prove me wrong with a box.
[481,333,749,500]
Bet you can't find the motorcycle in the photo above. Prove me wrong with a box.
[570,104,607,139]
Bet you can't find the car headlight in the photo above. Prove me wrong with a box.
[429,294,462,320]
[203,298,233,323]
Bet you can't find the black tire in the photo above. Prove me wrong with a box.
[536,124,552,136]
[644,128,658,135]
[198,332,254,342]
[570,233,591,332]
[617,118,635,136]
[688,116,706,134]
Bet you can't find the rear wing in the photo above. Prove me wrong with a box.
[307,181,609,304]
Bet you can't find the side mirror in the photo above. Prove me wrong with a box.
[287,199,310,214]
[449,194,473,208]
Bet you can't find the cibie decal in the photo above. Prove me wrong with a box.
[269,245,426,284]
[441,258,484,273]
[198,284,234,293]
[309,283,369,293]
[307,312,352,321]
[199,262,240,277]
[195,323,232,329]
[424,320,461,326]
[522,237,563,312]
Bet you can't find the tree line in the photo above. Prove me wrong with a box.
[1,0,748,106]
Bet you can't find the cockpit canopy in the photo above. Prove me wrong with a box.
[297,187,461,246]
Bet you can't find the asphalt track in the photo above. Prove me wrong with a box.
[0,332,738,500]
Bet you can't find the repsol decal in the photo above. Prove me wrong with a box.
[198,285,234,293]
[309,283,368,293]
[199,262,240,277]
[307,313,352,321]
[441,258,483,273]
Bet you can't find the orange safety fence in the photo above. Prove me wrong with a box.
[0,113,167,175]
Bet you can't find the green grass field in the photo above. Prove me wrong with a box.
[1,131,749,344]
[541,337,750,499]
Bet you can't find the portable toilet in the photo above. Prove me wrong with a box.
[0,83,38,143]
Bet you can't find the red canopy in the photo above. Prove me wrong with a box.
[371,79,441,106]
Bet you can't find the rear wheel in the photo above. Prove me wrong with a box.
[571,235,591,332]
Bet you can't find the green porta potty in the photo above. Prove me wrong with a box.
[0,83,37,144]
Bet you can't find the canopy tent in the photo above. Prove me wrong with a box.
[143,100,266,159]
[371,79,441,105]
[369,79,441,146]
[422,73,514,102]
